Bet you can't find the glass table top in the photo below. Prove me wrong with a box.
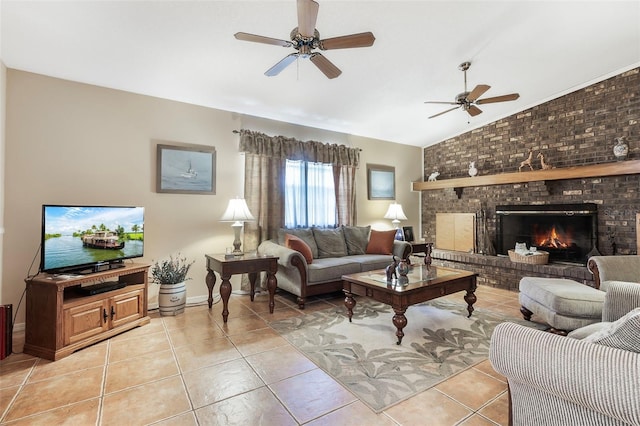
[343,264,474,292]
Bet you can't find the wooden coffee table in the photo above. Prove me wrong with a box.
[342,265,477,344]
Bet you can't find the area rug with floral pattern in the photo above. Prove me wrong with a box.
[269,298,544,412]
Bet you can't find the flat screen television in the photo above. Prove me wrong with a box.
[40,205,144,274]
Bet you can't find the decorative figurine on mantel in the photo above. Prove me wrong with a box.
[428,171,440,181]
[518,150,534,172]
[468,161,478,177]
[537,152,554,170]
[613,137,629,161]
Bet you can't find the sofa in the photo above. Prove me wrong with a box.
[490,281,640,425]
[587,255,640,290]
[257,226,412,308]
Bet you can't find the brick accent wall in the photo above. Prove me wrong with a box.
[422,68,639,289]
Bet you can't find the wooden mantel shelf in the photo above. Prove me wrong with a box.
[412,160,640,193]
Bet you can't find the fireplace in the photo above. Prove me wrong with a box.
[496,203,598,265]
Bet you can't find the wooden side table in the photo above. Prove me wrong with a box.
[409,241,434,265]
[205,253,278,323]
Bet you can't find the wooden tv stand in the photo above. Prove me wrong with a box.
[24,263,150,361]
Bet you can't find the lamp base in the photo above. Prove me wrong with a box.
[231,222,244,255]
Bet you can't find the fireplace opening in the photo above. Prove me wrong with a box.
[496,204,598,265]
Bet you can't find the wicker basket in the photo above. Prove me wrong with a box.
[508,250,549,265]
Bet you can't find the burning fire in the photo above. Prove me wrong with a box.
[537,226,570,249]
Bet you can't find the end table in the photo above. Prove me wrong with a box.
[409,241,433,265]
[205,253,278,323]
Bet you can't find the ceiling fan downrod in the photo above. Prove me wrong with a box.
[459,61,471,93]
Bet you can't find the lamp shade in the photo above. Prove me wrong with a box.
[384,203,408,222]
[220,198,255,222]
[384,202,407,241]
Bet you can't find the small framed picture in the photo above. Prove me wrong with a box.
[403,226,415,242]
[367,164,395,200]
[156,143,216,194]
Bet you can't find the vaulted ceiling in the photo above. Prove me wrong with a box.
[2,1,639,147]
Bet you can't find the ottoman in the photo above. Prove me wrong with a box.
[519,277,605,333]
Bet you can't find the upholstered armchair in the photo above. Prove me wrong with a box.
[588,255,640,290]
[490,281,640,425]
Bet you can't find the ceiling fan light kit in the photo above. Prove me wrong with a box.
[425,61,520,119]
[234,0,375,79]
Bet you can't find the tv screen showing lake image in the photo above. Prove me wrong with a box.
[41,205,144,273]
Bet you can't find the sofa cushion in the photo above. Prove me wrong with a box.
[583,307,640,353]
[278,228,318,259]
[348,254,395,271]
[313,228,348,258]
[366,229,396,255]
[307,257,361,284]
[342,225,371,255]
[284,234,313,264]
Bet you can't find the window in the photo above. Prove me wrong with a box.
[285,160,336,228]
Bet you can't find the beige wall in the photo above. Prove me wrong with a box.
[3,70,422,326]
[0,62,5,303]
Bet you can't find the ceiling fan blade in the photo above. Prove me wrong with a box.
[467,84,490,102]
[424,101,459,105]
[476,93,520,104]
[310,53,341,79]
[429,106,460,119]
[467,105,483,117]
[265,54,299,77]
[320,32,376,50]
[235,32,292,47]
[297,0,320,37]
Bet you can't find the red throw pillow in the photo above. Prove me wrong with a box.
[285,234,313,264]
[366,229,396,255]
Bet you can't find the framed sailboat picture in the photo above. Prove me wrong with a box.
[156,142,216,194]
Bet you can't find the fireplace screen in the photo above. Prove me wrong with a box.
[496,204,598,264]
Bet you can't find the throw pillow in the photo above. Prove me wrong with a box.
[583,307,640,353]
[284,234,313,264]
[342,225,371,255]
[278,228,318,258]
[313,227,348,258]
[366,229,396,255]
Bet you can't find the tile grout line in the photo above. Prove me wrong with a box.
[96,337,111,426]
[0,355,42,423]
[163,312,198,424]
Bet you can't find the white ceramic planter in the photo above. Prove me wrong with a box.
[158,282,186,316]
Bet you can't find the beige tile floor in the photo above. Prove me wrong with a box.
[0,284,530,425]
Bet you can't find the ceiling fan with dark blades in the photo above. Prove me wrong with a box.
[234,0,375,79]
[425,62,520,119]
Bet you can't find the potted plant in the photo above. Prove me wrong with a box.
[151,254,195,316]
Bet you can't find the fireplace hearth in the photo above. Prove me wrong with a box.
[496,204,598,265]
